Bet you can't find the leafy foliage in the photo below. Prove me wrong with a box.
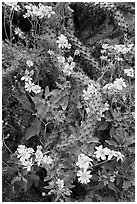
[2,2,135,202]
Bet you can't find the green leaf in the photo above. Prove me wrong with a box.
[110,126,116,138]
[87,137,99,143]
[36,103,50,119]
[15,94,33,112]
[50,89,61,97]
[107,182,117,192]
[7,167,15,175]
[21,177,28,192]
[105,140,118,147]
[95,181,105,190]
[123,180,133,190]
[123,137,135,146]
[98,121,109,131]
[44,86,50,99]
[24,117,41,140]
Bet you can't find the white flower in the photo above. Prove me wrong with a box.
[4,2,20,11]
[94,145,110,160]
[56,34,71,49]
[42,155,53,165]
[47,49,54,55]
[25,81,35,92]
[74,49,80,55]
[67,56,73,63]
[26,60,33,67]
[32,84,42,94]
[56,179,64,190]
[57,56,66,64]
[107,149,115,160]
[77,169,92,184]
[113,78,127,91]
[102,44,109,50]
[22,158,33,171]
[38,4,55,18]
[42,192,46,196]
[100,56,108,60]
[113,151,124,161]
[25,81,41,94]
[124,68,134,77]
[76,154,93,170]
[21,75,32,83]
[15,27,25,39]
[63,62,75,76]
[16,145,34,163]
[35,149,43,166]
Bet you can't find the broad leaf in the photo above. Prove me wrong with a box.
[15,94,33,112]
[105,140,118,147]
[24,117,41,140]
[107,182,117,192]
[123,137,135,146]
[98,121,109,131]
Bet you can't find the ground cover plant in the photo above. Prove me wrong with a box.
[2,2,135,202]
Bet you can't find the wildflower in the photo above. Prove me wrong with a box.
[113,151,124,161]
[25,81,36,93]
[4,2,20,11]
[22,158,33,171]
[67,56,73,63]
[109,175,115,182]
[32,84,42,94]
[14,27,25,39]
[56,34,71,49]
[38,5,55,18]
[94,145,110,160]
[107,149,115,160]
[21,74,32,83]
[35,148,43,166]
[56,179,64,190]
[42,192,46,196]
[113,78,127,91]
[76,153,93,170]
[47,49,54,55]
[74,49,80,55]
[25,81,41,94]
[100,56,108,60]
[57,56,65,64]
[77,169,92,184]
[124,68,134,77]
[16,145,34,163]
[63,62,75,76]
[42,155,53,165]
[102,44,109,49]
[26,60,33,67]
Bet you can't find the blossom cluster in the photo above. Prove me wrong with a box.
[103,77,127,91]
[15,145,53,172]
[57,55,75,76]
[76,154,93,184]
[100,43,134,65]
[94,145,124,161]
[124,67,134,78]
[21,60,41,94]
[4,2,21,11]
[23,3,55,19]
